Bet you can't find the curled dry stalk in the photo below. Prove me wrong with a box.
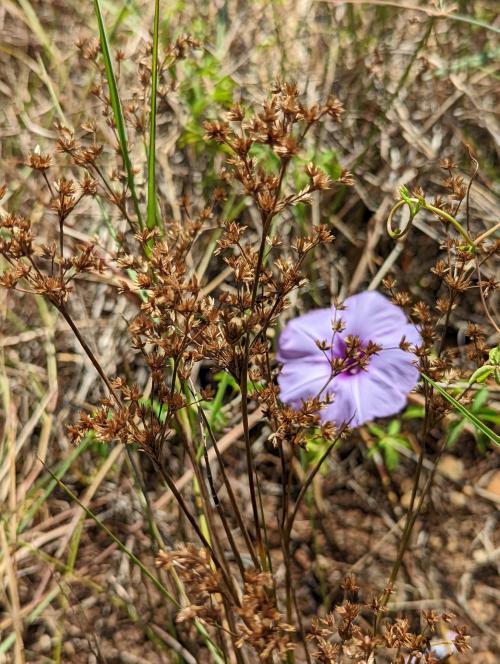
[374,156,499,636]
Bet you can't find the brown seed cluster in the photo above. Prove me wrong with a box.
[308,583,469,664]
[64,83,349,464]
[157,548,295,661]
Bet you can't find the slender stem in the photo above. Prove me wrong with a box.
[291,581,312,664]
[198,405,260,569]
[387,198,474,245]
[239,160,291,563]
[474,221,500,246]
[376,429,449,629]
[436,290,456,357]
[475,251,500,333]
[58,305,121,406]
[199,421,247,581]
[239,366,263,558]
[250,161,288,309]
[154,461,237,604]
[42,172,55,198]
[285,428,346,540]
[424,203,473,243]
[59,216,64,278]
[278,442,294,632]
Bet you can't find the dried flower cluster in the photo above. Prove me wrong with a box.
[157,547,295,661]
[308,581,470,663]
[0,173,102,306]
[0,76,358,660]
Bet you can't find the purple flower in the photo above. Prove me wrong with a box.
[277,291,421,427]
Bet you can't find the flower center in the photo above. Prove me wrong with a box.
[335,337,367,376]
[342,351,365,375]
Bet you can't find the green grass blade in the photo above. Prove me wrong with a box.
[451,13,500,36]
[47,468,180,607]
[17,438,90,533]
[93,0,144,229]
[17,0,62,66]
[147,0,160,230]
[423,374,500,447]
[0,586,60,655]
[109,0,141,41]
[46,470,224,660]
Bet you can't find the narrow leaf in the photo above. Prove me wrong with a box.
[423,374,500,447]
[47,469,179,606]
[147,0,160,229]
[93,0,144,228]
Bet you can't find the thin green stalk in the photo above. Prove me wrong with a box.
[93,0,144,228]
[46,469,180,607]
[147,0,160,230]
[18,439,90,533]
[387,198,474,245]
[285,429,346,541]
[0,587,60,655]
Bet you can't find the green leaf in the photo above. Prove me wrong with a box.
[423,374,500,447]
[403,405,425,420]
[468,365,493,385]
[387,419,401,436]
[475,409,500,426]
[367,423,386,439]
[399,185,411,201]
[447,420,465,447]
[93,0,143,229]
[471,387,490,412]
[383,444,399,472]
[489,344,500,365]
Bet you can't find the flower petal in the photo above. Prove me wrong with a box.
[342,291,420,347]
[277,308,343,361]
[320,348,419,427]
[276,291,421,428]
[368,347,420,392]
[277,358,332,405]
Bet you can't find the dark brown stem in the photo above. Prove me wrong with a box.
[198,405,260,569]
[375,366,434,632]
[239,159,291,563]
[41,171,55,198]
[59,215,64,277]
[58,304,121,407]
[285,425,347,541]
[239,366,263,559]
[154,461,238,605]
[188,444,242,605]
[475,253,500,334]
[436,289,456,357]
[197,421,247,582]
